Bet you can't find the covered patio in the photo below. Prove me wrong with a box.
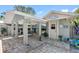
[0,10,47,45]
[0,10,78,53]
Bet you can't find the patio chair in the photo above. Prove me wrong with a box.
[69,38,79,48]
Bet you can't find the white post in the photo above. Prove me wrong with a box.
[0,24,1,36]
[23,19,29,45]
[57,20,59,39]
[30,19,32,33]
[0,40,3,53]
[30,24,32,32]
[11,22,14,36]
[39,22,42,41]
[48,21,51,39]
[39,23,41,36]
[15,21,18,38]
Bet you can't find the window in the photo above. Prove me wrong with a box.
[49,15,59,19]
[60,25,68,28]
[51,24,55,29]
[63,25,68,28]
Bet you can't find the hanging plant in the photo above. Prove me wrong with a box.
[1,28,8,35]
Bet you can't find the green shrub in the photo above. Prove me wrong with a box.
[1,28,7,34]
[43,31,48,37]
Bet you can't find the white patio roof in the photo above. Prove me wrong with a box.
[3,10,78,24]
[4,10,46,24]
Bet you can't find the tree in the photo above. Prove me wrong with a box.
[0,15,4,20]
[25,7,36,15]
[72,8,79,26]
[0,12,5,20]
[72,8,79,35]
[14,5,26,12]
[74,8,79,14]
[14,5,36,15]
[73,18,79,26]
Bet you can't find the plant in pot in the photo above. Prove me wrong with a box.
[43,31,48,37]
[1,28,8,36]
[58,35,63,41]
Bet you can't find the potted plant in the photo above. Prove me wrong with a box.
[1,28,8,36]
[58,35,63,41]
[43,31,48,37]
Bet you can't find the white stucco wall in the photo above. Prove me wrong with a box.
[48,19,71,39]
[59,19,70,38]
[44,12,73,39]
[48,20,58,39]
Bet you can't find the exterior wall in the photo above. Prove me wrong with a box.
[48,20,59,39]
[44,11,74,39]
[59,19,70,38]
[48,19,71,39]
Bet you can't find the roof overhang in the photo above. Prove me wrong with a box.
[43,11,78,21]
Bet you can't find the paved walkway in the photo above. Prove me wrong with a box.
[28,37,70,53]
[2,35,79,53]
[2,35,71,53]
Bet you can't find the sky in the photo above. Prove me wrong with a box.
[0,5,79,17]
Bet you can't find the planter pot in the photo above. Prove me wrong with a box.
[58,35,63,41]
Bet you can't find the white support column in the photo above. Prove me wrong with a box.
[11,22,14,36]
[48,21,51,39]
[39,23,41,36]
[0,40,3,53]
[15,21,18,38]
[46,22,48,34]
[57,20,59,39]
[39,22,42,41]
[23,19,29,45]
[30,19,32,33]
[0,25,1,36]
[30,24,32,32]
